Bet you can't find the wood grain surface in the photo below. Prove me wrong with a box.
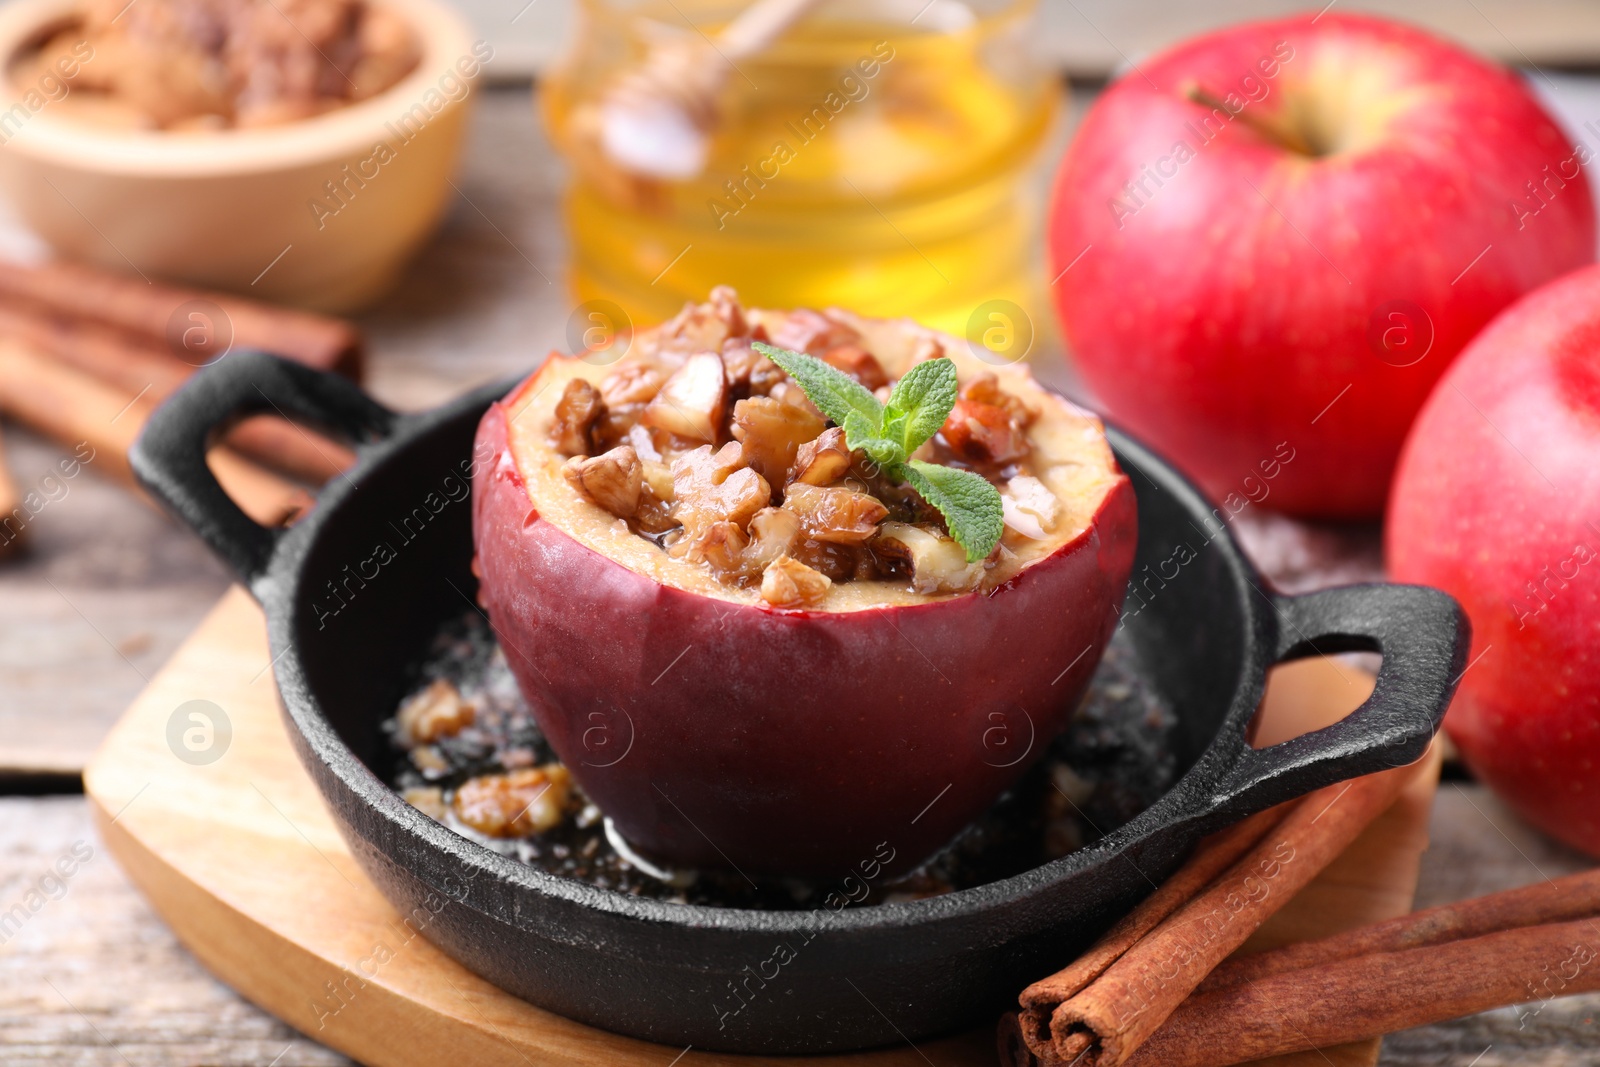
[1039,1,1600,78]
[468,0,1600,81]
[7,784,1594,1067]
[0,797,346,1067]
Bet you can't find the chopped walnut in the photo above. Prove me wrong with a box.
[767,308,862,355]
[721,339,786,396]
[720,342,757,392]
[657,285,747,356]
[761,554,832,608]
[782,483,888,544]
[670,443,772,548]
[401,786,447,821]
[730,397,826,487]
[822,344,889,390]
[453,765,573,838]
[545,290,1057,599]
[642,352,727,444]
[631,457,680,535]
[601,364,665,408]
[349,5,419,99]
[789,427,853,487]
[550,378,604,457]
[396,679,475,747]
[591,405,643,453]
[707,285,749,338]
[906,333,946,365]
[941,398,1029,465]
[768,380,823,419]
[874,522,984,594]
[1001,474,1061,540]
[745,507,801,572]
[563,445,643,518]
[37,0,421,131]
[963,371,1037,427]
[685,520,749,573]
[640,458,675,501]
[679,506,798,579]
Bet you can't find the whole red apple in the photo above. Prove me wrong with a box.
[1389,263,1600,856]
[1050,12,1594,518]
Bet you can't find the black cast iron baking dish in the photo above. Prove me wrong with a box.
[131,352,1468,1055]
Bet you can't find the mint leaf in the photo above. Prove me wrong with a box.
[841,410,881,447]
[757,340,1005,564]
[880,408,909,450]
[899,459,1005,563]
[753,343,883,437]
[852,437,903,469]
[882,357,957,456]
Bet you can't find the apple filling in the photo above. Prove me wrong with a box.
[506,288,1124,611]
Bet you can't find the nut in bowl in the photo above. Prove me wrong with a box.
[473,287,1140,876]
[0,0,480,311]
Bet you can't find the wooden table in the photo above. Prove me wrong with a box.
[474,0,1600,81]
[1,83,1596,1066]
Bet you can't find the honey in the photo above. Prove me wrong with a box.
[542,0,1057,343]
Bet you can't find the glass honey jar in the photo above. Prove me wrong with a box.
[542,0,1058,343]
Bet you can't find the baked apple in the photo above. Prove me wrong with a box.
[472,289,1136,876]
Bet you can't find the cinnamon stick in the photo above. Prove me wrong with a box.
[997,1011,1037,1067]
[1123,917,1600,1067]
[0,337,310,527]
[0,301,353,484]
[0,259,363,377]
[1016,804,1290,1050]
[0,426,21,557]
[1200,867,1600,994]
[1001,870,1600,1067]
[1026,764,1417,1066]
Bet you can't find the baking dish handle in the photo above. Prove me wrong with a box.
[1210,583,1470,820]
[130,351,396,592]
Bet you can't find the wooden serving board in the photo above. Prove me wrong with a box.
[83,588,1440,1067]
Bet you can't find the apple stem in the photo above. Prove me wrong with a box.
[1182,82,1318,157]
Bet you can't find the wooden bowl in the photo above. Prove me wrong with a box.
[0,0,478,312]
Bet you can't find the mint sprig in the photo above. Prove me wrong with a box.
[900,460,1005,561]
[753,342,1004,563]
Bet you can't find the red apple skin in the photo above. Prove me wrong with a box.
[1388,264,1600,856]
[471,378,1138,877]
[1050,12,1595,519]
